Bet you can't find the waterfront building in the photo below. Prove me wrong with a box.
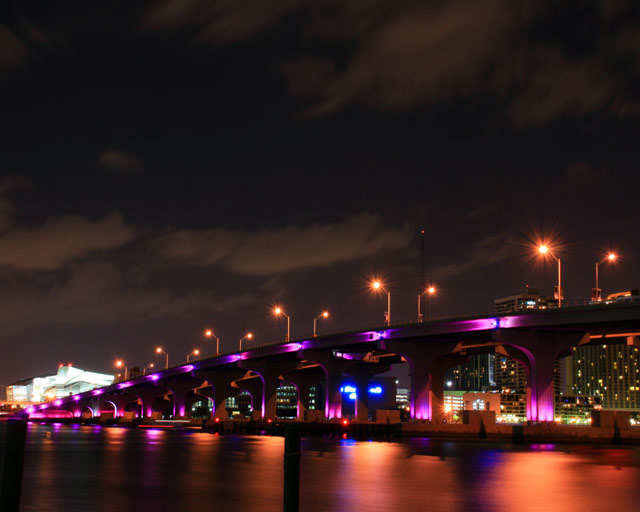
[5,364,114,404]
[555,395,601,424]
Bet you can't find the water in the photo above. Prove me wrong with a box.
[19,423,640,512]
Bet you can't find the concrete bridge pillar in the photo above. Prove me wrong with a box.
[103,393,138,418]
[346,363,391,422]
[282,367,325,419]
[232,376,263,419]
[301,351,357,419]
[133,386,171,419]
[239,360,300,420]
[165,378,201,418]
[381,340,455,421]
[494,329,589,422]
[195,369,247,420]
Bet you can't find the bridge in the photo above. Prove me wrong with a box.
[28,301,640,424]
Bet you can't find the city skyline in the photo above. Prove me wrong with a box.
[1,2,640,384]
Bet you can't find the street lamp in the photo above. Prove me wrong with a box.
[204,329,220,355]
[594,252,617,302]
[239,332,253,351]
[274,306,290,341]
[372,280,391,325]
[187,349,200,362]
[143,363,155,375]
[156,347,169,369]
[538,244,562,308]
[313,310,329,337]
[115,360,128,380]
[417,285,436,322]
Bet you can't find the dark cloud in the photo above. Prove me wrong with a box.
[0,175,31,231]
[98,148,143,173]
[0,211,135,270]
[0,24,28,71]
[282,1,640,126]
[153,212,411,275]
[508,51,617,127]
[0,260,255,336]
[431,232,516,281]
[141,0,301,44]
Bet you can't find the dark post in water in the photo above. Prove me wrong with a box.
[283,424,301,512]
[0,419,28,512]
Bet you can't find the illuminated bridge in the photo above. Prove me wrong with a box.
[30,302,640,424]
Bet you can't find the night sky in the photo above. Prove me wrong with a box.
[1,1,639,385]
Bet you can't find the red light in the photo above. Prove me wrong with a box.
[342,419,348,426]
[214,417,220,423]
[58,364,63,368]
[68,363,73,367]
[267,419,272,423]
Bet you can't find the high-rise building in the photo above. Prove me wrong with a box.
[568,344,640,410]
[494,356,527,393]
[445,353,496,391]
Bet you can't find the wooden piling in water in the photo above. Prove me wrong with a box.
[283,424,300,512]
[0,418,28,512]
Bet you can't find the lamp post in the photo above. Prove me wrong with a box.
[204,329,220,355]
[372,280,391,325]
[538,245,562,308]
[187,349,200,362]
[115,360,128,380]
[156,347,169,369]
[417,285,436,322]
[274,307,290,341]
[313,311,329,337]
[143,363,155,375]
[239,332,253,351]
[594,252,617,302]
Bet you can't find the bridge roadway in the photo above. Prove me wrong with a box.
[32,301,640,424]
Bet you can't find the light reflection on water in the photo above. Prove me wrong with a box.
[21,424,640,512]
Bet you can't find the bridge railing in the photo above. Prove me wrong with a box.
[234,297,640,353]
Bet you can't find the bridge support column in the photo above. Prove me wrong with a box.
[347,364,390,422]
[133,386,170,419]
[494,329,589,423]
[165,378,202,418]
[103,393,138,418]
[239,360,300,420]
[302,351,357,419]
[381,341,456,421]
[195,369,248,420]
[282,368,325,420]
[233,376,263,419]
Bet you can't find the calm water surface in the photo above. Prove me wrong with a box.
[20,423,640,512]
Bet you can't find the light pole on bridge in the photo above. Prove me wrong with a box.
[538,245,562,308]
[156,347,169,369]
[372,280,391,325]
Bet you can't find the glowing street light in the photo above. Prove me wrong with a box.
[538,244,562,308]
[204,329,220,355]
[274,306,290,341]
[239,332,253,351]
[417,285,437,322]
[187,349,200,362]
[156,347,169,369]
[594,252,618,302]
[115,360,128,380]
[313,310,329,337]
[143,363,155,375]
[371,280,391,325]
